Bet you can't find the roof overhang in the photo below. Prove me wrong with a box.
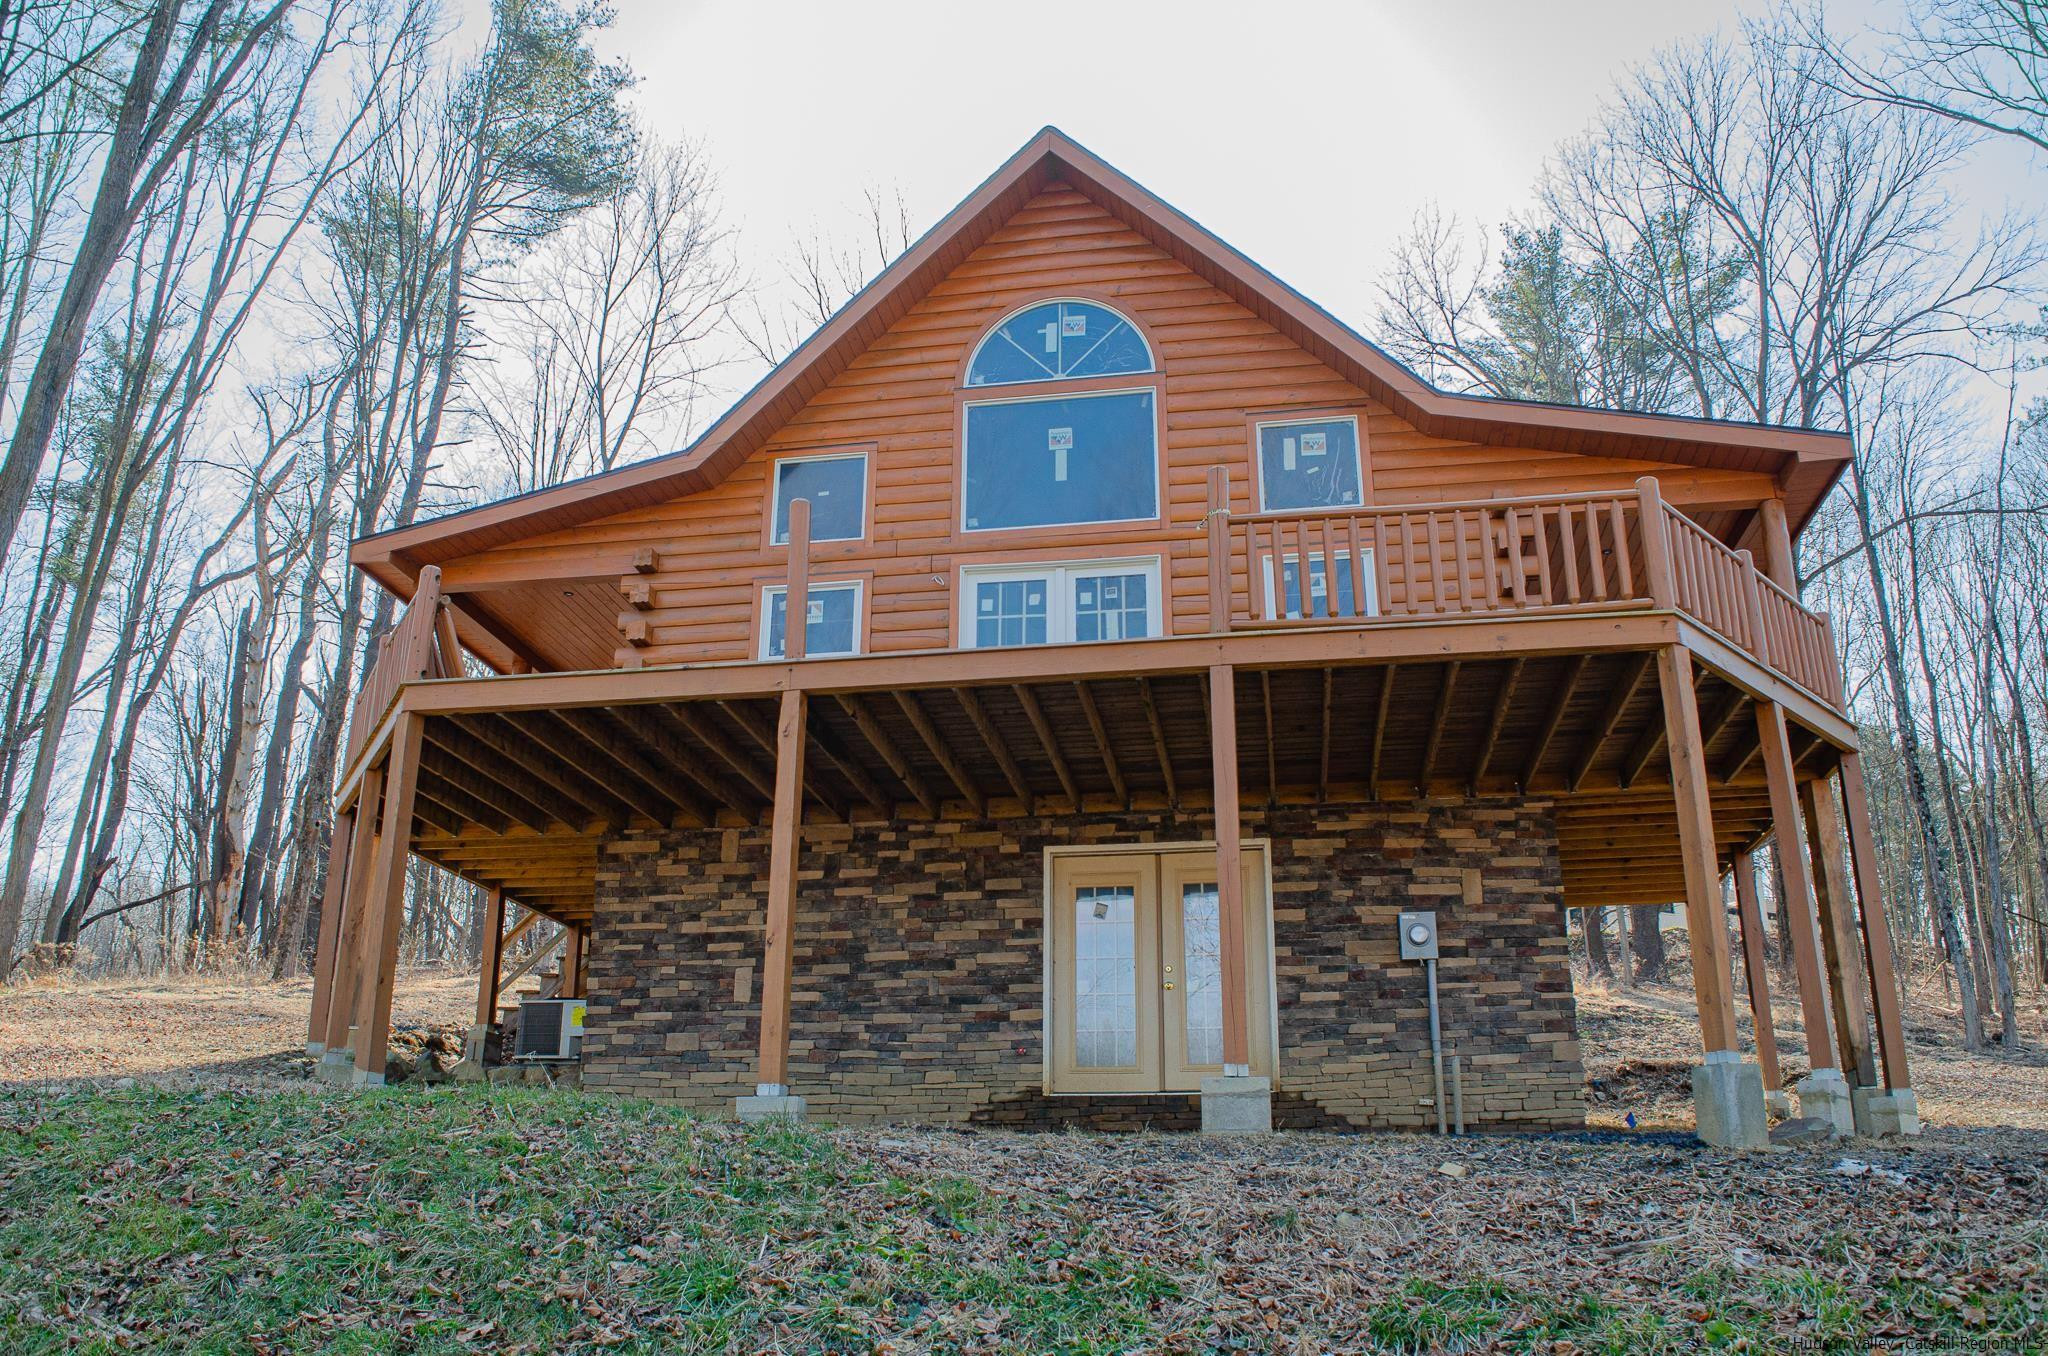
[352,127,1853,600]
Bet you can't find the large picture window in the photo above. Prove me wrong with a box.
[1255,415,1363,512]
[959,558,1161,648]
[771,452,866,544]
[759,580,862,659]
[965,299,1152,388]
[962,389,1157,532]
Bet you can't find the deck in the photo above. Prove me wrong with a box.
[331,476,1853,925]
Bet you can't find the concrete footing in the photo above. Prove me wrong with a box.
[1852,1087,1922,1137]
[306,1040,325,1056]
[736,1085,807,1123]
[1691,1053,1767,1149]
[1199,1074,1273,1134]
[1763,1088,1793,1120]
[314,1049,356,1085]
[1795,1068,1857,1138]
[463,1022,490,1063]
[350,1068,386,1088]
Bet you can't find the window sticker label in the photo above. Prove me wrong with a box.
[1301,431,1327,457]
[1062,313,1087,337]
[806,600,824,623]
[1283,435,1297,471]
[1048,427,1074,450]
[1041,320,1060,353]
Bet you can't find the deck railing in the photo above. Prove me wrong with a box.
[1206,470,1843,709]
[344,564,461,770]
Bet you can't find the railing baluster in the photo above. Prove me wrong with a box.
[1557,501,1581,603]
[1344,514,1368,618]
[1402,512,1424,614]
[1532,505,1556,606]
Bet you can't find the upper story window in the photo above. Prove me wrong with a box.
[963,388,1157,532]
[965,299,1153,387]
[761,580,863,659]
[772,451,867,544]
[1255,415,1363,512]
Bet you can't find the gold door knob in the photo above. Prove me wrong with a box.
[1163,982,1176,991]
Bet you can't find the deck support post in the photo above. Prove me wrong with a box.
[467,886,507,1062]
[1731,851,1789,1118]
[1837,751,1919,1135]
[1800,774,1892,1139]
[739,686,808,1123]
[305,803,356,1053]
[1201,662,1269,1134]
[318,765,385,1079]
[353,714,425,1086]
[1659,645,1765,1148]
[561,923,584,999]
[1753,698,1852,1133]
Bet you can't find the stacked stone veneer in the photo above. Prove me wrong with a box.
[582,800,1585,1131]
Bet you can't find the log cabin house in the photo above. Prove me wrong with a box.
[307,128,1918,1145]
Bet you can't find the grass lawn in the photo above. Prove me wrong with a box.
[3,1083,2042,1353]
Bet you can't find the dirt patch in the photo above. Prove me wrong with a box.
[0,969,473,1091]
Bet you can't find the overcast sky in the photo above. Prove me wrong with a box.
[591,0,2041,432]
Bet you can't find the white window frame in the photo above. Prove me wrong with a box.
[1258,547,1379,620]
[959,386,1161,534]
[1253,414,1365,514]
[964,296,1155,388]
[957,556,1163,648]
[758,579,864,659]
[770,450,868,545]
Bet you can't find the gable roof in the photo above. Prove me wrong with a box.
[353,127,1852,595]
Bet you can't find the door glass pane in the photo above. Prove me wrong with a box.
[1072,571,1149,642]
[1073,885,1138,1068]
[1279,554,1359,619]
[974,577,1050,648]
[1180,881,1223,1067]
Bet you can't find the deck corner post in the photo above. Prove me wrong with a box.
[351,714,425,1086]
[1658,644,1765,1149]
[1635,477,1676,608]
[1205,465,1231,633]
[1201,661,1269,1134]
[318,764,386,1075]
[305,803,356,1053]
[742,687,808,1123]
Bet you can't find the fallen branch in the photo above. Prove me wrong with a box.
[78,880,200,934]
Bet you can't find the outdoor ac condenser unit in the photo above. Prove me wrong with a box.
[513,998,586,1061]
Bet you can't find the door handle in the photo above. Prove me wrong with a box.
[1163,982,1176,991]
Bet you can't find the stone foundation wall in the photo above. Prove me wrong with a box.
[581,801,1584,1131]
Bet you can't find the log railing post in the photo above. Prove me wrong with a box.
[1736,548,1770,668]
[1758,497,1796,590]
[1635,477,1676,609]
[1206,465,1230,632]
[783,498,810,661]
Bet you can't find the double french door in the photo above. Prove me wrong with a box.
[1047,846,1273,1094]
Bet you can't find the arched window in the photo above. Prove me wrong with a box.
[964,299,1152,387]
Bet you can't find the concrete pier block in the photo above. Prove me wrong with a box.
[1795,1068,1856,1138]
[1851,1087,1922,1138]
[1691,1053,1768,1149]
[1763,1088,1793,1120]
[1200,1074,1273,1134]
[736,1085,807,1123]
